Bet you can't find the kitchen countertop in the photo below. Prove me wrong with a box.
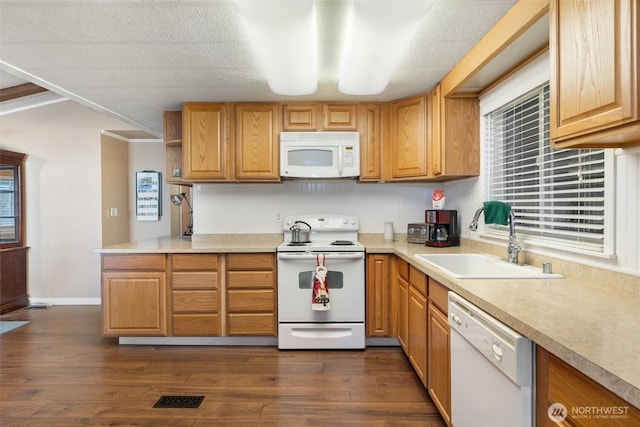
[97,233,640,407]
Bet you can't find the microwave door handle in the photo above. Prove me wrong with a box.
[338,142,343,176]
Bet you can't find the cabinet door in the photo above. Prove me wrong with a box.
[322,104,358,130]
[182,102,230,181]
[536,346,640,426]
[428,86,443,178]
[396,258,409,351]
[359,103,385,182]
[429,85,480,179]
[550,0,638,144]
[366,254,392,337]
[283,104,318,130]
[428,303,451,426]
[390,95,428,179]
[408,284,428,387]
[102,272,167,336]
[234,103,280,181]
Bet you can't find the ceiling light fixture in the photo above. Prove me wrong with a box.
[236,0,317,96]
[338,0,433,95]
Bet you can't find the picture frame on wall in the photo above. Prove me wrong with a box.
[135,170,162,221]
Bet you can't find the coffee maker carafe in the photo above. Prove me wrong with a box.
[425,209,459,247]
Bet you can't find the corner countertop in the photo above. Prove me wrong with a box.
[97,233,640,407]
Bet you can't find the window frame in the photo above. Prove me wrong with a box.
[0,149,26,249]
[478,53,615,258]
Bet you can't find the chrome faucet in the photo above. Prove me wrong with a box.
[469,205,521,264]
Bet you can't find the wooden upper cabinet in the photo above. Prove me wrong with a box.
[282,103,359,131]
[234,103,280,182]
[359,103,386,182]
[283,104,317,131]
[550,0,640,148]
[322,103,358,130]
[429,85,480,179]
[182,102,231,181]
[389,95,428,179]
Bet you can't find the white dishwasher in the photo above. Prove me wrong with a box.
[448,292,534,427]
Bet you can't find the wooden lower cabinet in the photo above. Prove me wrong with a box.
[226,253,276,336]
[396,257,410,352]
[0,246,29,314]
[408,267,428,387]
[536,346,640,426]
[366,254,393,337]
[427,278,451,425]
[170,253,220,336]
[101,254,168,336]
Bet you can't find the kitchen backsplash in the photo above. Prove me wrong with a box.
[192,180,435,235]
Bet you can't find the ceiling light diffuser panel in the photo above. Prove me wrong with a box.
[236,0,318,96]
[338,0,434,95]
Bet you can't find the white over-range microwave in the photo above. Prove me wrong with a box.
[280,131,360,179]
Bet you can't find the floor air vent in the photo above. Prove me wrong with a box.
[153,395,204,408]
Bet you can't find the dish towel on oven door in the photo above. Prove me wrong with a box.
[312,254,330,311]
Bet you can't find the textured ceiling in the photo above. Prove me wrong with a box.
[0,0,517,137]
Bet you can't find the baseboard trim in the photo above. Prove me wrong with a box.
[29,298,101,306]
[120,336,279,346]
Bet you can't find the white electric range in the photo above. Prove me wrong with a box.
[276,214,365,349]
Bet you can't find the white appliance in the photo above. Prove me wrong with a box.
[277,214,365,349]
[279,132,360,179]
[448,292,534,427]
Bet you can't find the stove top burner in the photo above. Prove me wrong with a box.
[331,240,354,246]
[286,242,310,246]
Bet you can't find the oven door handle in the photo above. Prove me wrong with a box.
[278,252,364,260]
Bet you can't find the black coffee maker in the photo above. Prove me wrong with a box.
[425,209,459,247]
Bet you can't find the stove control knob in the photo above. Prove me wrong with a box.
[350,218,357,225]
[285,219,292,226]
[342,218,348,224]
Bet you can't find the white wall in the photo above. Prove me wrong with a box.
[0,100,169,303]
[193,180,438,235]
[128,141,172,242]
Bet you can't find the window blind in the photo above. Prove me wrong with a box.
[485,83,608,253]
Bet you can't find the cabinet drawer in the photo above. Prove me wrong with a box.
[227,271,275,289]
[172,290,218,313]
[227,313,276,336]
[172,314,220,336]
[227,289,275,312]
[429,278,449,314]
[102,254,166,271]
[172,272,218,289]
[171,254,218,271]
[409,265,427,296]
[227,253,274,270]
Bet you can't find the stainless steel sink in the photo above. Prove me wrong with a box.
[414,253,563,279]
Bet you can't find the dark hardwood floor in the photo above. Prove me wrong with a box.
[0,306,446,426]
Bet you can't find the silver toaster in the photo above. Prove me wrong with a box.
[407,223,428,244]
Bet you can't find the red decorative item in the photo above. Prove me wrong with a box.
[312,254,330,311]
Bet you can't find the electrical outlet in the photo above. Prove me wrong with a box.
[275,212,282,223]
